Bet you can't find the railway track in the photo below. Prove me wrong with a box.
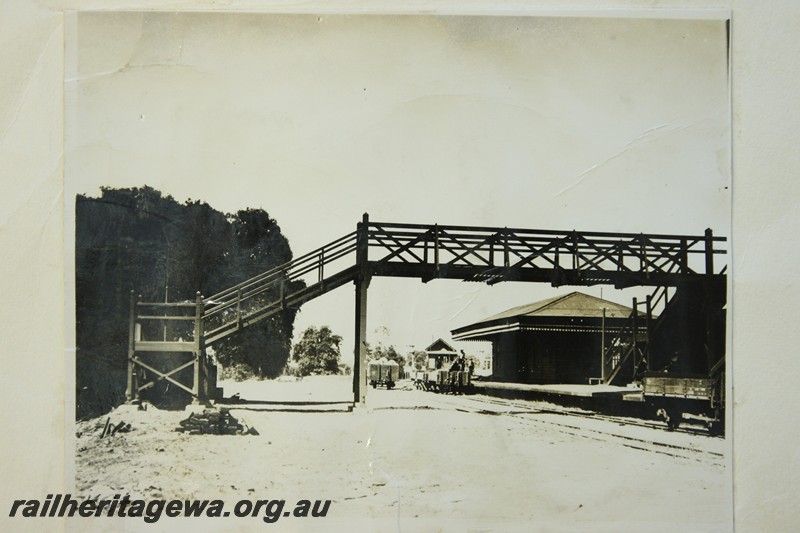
[430,393,726,466]
[471,394,715,436]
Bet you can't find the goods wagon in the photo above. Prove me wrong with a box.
[643,369,725,435]
[368,359,399,390]
[414,369,472,394]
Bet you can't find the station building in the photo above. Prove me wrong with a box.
[451,292,639,385]
[423,338,459,370]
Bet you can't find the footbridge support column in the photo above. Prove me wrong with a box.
[353,274,371,405]
[353,213,371,406]
[192,291,207,404]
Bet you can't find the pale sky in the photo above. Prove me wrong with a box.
[65,12,730,363]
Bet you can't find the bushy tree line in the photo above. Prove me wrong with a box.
[408,350,428,371]
[290,326,343,376]
[366,342,406,368]
[289,326,409,378]
[289,325,468,379]
[75,186,299,418]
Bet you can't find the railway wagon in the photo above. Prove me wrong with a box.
[642,371,725,435]
[368,359,399,389]
[414,369,473,394]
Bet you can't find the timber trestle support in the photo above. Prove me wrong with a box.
[126,291,216,404]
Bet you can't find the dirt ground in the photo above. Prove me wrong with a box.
[72,375,731,532]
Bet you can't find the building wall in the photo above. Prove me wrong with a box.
[492,331,606,384]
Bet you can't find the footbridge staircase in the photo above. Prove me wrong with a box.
[127,214,726,405]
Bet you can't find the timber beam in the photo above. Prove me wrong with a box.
[369,261,726,289]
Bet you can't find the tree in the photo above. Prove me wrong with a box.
[213,209,298,377]
[292,326,343,377]
[76,187,188,418]
[75,186,298,418]
[409,350,428,371]
[366,341,405,368]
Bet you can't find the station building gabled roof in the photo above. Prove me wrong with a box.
[424,338,458,355]
[451,291,640,341]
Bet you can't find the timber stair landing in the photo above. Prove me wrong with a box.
[126,214,727,405]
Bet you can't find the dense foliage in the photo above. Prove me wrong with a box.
[75,186,298,418]
[291,326,343,377]
[408,350,428,371]
[366,342,406,368]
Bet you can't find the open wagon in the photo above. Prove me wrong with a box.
[414,369,472,394]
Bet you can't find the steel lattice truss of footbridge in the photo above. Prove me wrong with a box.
[126,214,727,405]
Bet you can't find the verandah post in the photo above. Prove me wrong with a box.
[600,307,606,382]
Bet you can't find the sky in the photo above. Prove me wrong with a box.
[65,12,730,364]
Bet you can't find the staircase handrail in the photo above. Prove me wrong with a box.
[203,231,357,317]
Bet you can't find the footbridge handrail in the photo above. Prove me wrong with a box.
[365,220,726,283]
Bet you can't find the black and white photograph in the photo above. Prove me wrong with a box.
[6,1,800,532]
[61,10,734,531]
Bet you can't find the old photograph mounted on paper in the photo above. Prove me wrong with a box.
[66,10,731,530]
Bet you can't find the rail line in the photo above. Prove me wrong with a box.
[473,394,717,436]
[430,393,725,466]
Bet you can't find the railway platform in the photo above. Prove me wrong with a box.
[472,380,647,416]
